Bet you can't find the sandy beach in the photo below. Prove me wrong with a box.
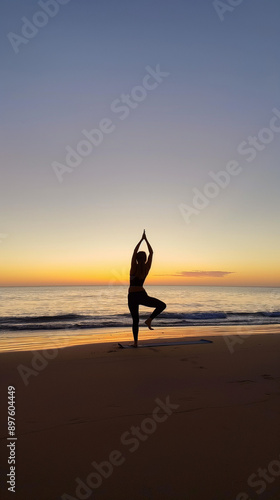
[1,327,280,500]
[2,0,280,498]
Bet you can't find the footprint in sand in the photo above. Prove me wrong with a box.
[262,374,274,380]
[180,358,201,367]
[229,380,255,384]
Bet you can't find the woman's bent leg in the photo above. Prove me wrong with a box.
[128,294,140,343]
[140,294,166,320]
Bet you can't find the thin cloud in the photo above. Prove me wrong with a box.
[156,270,234,278]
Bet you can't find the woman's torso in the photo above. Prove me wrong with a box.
[128,272,147,293]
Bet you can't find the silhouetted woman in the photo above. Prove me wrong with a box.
[128,230,166,347]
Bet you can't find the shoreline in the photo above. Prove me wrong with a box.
[0,323,280,353]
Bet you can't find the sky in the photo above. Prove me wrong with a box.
[1,0,280,287]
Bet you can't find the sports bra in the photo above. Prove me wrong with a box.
[130,274,146,286]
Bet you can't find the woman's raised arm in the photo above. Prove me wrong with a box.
[130,231,145,270]
[143,232,153,272]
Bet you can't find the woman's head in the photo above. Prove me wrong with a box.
[136,251,147,264]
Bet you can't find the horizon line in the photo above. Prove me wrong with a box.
[0,284,279,289]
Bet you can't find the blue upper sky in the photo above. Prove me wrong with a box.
[1,0,280,285]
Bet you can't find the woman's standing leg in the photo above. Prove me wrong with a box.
[128,293,140,345]
[140,293,166,330]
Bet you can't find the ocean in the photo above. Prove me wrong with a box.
[1,285,280,330]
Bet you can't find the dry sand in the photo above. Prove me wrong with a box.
[1,327,280,500]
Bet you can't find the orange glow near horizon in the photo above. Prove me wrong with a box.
[1,231,280,288]
[1,262,279,287]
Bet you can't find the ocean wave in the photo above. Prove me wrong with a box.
[161,311,228,320]
[259,311,280,317]
[1,310,280,332]
[0,313,86,324]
